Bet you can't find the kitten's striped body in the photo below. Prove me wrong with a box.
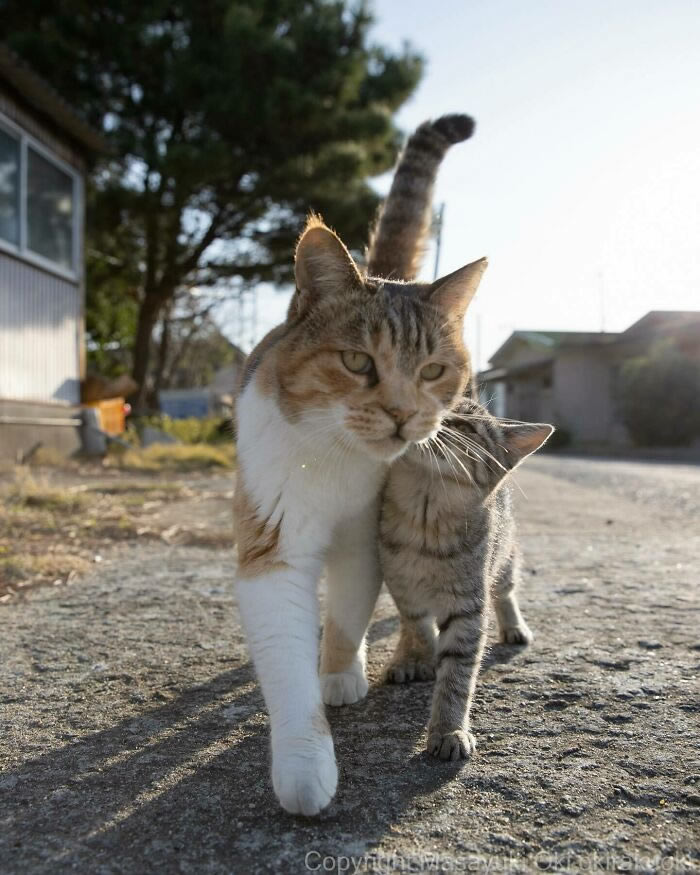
[379,399,553,760]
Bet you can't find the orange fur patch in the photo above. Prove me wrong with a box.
[233,478,283,576]
[320,616,358,674]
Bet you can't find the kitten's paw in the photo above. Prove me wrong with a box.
[383,659,435,684]
[321,666,368,706]
[272,736,338,816]
[500,624,534,645]
[427,729,476,761]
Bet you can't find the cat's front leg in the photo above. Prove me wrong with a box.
[428,595,488,761]
[320,503,383,707]
[236,563,337,815]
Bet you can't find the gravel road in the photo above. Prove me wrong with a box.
[1,457,699,873]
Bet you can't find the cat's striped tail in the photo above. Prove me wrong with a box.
[366,114,475,281]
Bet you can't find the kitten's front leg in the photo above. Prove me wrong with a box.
[382,612,437,683]
[428,594,488,761]
[493,552,533,645]
[236,564,337,815]
[320,503,383,707]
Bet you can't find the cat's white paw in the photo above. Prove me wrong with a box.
[321,665,368,706]
[272,734,338,816]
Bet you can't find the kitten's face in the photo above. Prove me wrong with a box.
[404,399,554,492]
[278,284,471,460]
[273,219,487,462]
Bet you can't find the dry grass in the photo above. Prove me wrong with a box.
[106,442,235,472]
[0,468,231,601]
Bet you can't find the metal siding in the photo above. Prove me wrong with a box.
[0,251,80,403]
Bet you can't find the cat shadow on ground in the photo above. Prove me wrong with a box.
[3,613,534,873]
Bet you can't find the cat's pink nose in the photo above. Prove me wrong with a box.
[383,405,417,426]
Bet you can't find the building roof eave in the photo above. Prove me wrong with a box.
[0,43,107,155]
[478,356,554,382]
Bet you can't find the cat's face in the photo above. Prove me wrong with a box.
[274,219,487,461]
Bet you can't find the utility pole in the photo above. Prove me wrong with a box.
[598,270,606,333]
[230,284,258,352]
[433,203,445,281]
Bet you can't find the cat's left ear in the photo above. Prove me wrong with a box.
[290,215,363,319]
[425,257,488,321]
[500,423,554,469]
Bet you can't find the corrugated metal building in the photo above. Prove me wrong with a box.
[0,45,104,459]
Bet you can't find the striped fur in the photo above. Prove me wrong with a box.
[367,114,476,280]
[379,398,553,760]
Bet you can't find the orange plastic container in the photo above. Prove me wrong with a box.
[84,397,126,436]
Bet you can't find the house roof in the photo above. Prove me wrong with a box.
[620,310,700,340]
[478,357,554,383]
[489,329,619,365]
[484,309,700,377]
[0,43,106,154]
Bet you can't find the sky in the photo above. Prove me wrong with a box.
[225,0,700,369]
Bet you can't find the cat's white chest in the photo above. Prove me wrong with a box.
[236,383,384,553]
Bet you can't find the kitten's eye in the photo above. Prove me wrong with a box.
[420,362,445,381]
[341,350,373,374]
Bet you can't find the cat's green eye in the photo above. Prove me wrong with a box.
[341,350,373,374]
[420,362,445,381]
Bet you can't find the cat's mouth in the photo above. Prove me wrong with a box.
[363,433,410,459]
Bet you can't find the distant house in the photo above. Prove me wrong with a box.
[0,45,104,459]
[158,346,246,419]
[478,311,700,446]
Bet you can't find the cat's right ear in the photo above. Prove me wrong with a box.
[290,216,363,319]
[425,257,488,322]
[500,423,554,469]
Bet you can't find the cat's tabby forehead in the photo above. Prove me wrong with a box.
[306,280,455,369]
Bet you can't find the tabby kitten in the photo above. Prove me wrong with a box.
[379,398,553,761]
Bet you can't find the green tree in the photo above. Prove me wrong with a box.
[619,342,700,446]
[5,0,422,408]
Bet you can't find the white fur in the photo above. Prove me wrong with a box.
[235,381,386,815]
[321,501,383,706]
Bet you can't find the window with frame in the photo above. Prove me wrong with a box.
[0,116,78,275]
[0,126,19,246]
[27,146,74,270]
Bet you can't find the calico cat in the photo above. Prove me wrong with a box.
[379,398,553,760]
[233,115,482,816]
[234,114,478,815]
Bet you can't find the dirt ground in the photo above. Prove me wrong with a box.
[1,456,698,873]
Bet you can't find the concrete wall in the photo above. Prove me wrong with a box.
[552,350,621,443]
[506,378,554,425]
[0,398,81,460]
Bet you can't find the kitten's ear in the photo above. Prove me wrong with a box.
[500,422,554,469]
[290,216,363,318]
[425,257,488,321]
